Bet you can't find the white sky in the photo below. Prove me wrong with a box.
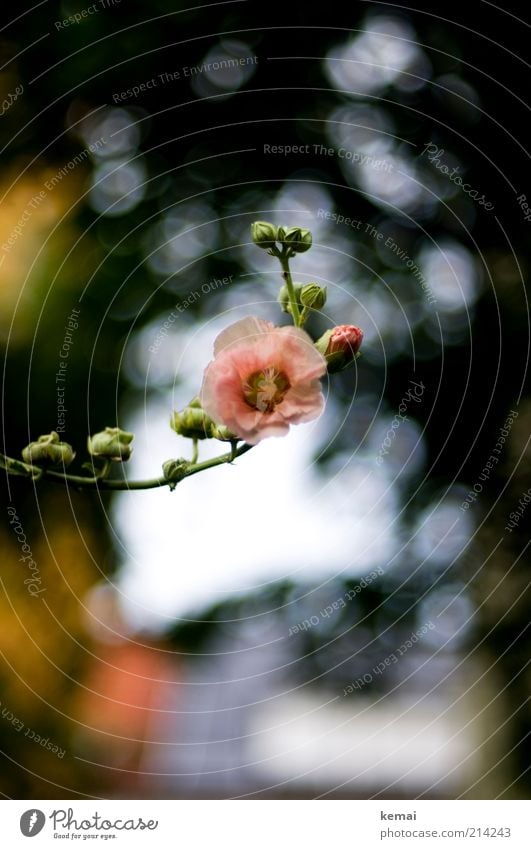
[112,402,399,631]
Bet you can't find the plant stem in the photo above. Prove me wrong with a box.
[0,443,253,492]
[191,439,199,464]
[185,442,253,480]
[280,253,302,327]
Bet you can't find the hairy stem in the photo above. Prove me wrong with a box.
[0,442,253,492]
[280,254,302,327]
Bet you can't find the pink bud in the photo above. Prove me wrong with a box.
[315,325,363,372]
[328,325,363,355]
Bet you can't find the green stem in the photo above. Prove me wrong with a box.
[280,254,302,327]
[89,458,112,480]
[0,443,253,492]
[191,439,199,464]
[185,442,253,480]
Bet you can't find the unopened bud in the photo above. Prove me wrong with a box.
[251,221,278,249]
[210,424,237,441]
[170,398,214,440]
[87,427,133,461]
[278,282,303,315]
[278,284,290,313]
[300,283,327,310]
[22,431,75,466]
[315,325,363,372]
[162,458,189,489]
[281,226,312,253]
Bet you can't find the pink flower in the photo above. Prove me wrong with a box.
[200,316,327,444]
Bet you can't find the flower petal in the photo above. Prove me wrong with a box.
[213,316,273,356]
[237,418,291,444]
[200,358,241,422]
[279,381,325,422]
[276,326,327,381]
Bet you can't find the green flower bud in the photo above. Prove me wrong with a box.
[162,458,189,489]
[278,283,303,315]
[170,398,214,440]
[87,427,134,461]
[22,431,75,467]
[281,227,312,253]
[315,325,363,373]
[278,283,289,313]
[300,283,327,310]
[210,424,237,442]
[251,221,278,249]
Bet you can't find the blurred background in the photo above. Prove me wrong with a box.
[0,0,529,799]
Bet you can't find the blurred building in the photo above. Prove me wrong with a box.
[76,579,502,799]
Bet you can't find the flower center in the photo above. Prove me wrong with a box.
[243,367,290,413]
